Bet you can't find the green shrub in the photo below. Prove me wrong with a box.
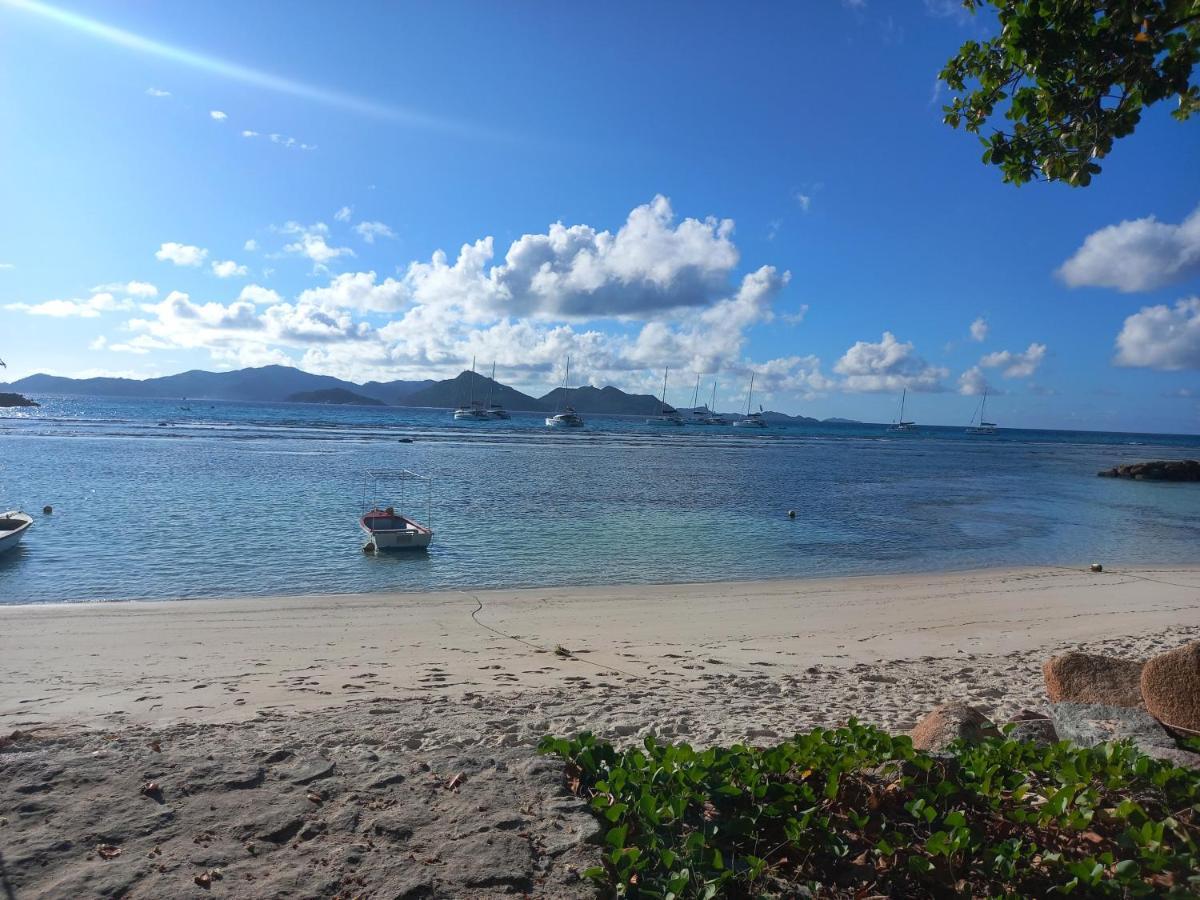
[539,722,1200,898]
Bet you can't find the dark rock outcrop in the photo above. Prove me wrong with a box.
[1141,642,1200,734]
[0,392,38,407]
[1097,459,1200,481]
[1042,652,1144,707]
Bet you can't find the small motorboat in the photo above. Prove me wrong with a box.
[360,470,434,552]
[545,406,585,428]
[0,510,32,555]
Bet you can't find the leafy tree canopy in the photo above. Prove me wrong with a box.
[940,1,1200,186]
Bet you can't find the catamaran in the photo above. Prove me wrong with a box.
[483,361,510,419]
[359,470,434,552]
[732,374,767,428]
[545,355,585,428]
[700,378,728,425]
[0,510,32,556]
[645,368,684,426]
[453,357,489,421]
[965,389,997,434]
[887,388,917,432]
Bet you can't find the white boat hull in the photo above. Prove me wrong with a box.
[0,511,32,555]
[545,415,584,428]
[360,510,433,551]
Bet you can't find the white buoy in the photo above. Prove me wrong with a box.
[1090,562,1103,573]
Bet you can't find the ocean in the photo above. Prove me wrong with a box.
[1,396,1198,604]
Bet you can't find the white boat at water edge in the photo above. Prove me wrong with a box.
[887,388,917,432]
[0,510,32,555]
[732,373,767,428]
[484,361,510,419]
[546,355,586,428]
[359,470,434,552]
[966,388,998,435]
[698,377,729,425]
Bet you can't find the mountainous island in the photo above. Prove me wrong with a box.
[1,364,849,423]
[0,392,39,408]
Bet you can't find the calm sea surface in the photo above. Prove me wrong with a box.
[1,396,1198,604]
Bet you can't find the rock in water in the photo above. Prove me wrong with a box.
[1141,642,1200,734]
[1042,652,1144,707]
[1096,459,1200,481]
[909,702,998,751]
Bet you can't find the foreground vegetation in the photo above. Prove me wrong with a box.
[540,723,1200,898]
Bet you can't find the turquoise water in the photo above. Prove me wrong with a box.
[1,396,1198,604]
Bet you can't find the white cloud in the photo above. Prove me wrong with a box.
[244,239,258,252]
[91,280,158,298]
[5,292,132,318]
[1057,206,1200,293]
[0,262,14,270]
[211,259,248,278]
[145,87,170,98]
[833,331,948,392]
[979,342,1046,378]
[958,366,990,396]
[781,304,809,325]
[794,192,812,212]
[89,335,108,350]
[334,206,353,223]
[297,271,406,312]
[1115,297,1200,370]
[281,222,355,266]
[238,284,282,305]
[354,220,395,243]
[241,130,259,138]
[210,110,228,121]
[155,242,208,266]
[969,316,988,342]
[269,133,316,151]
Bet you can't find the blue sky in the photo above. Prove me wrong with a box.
[1,0,1198,432]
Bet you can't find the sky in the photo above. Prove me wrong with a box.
[0,0,1198,432]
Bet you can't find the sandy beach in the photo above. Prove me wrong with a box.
[3,565,1200,897]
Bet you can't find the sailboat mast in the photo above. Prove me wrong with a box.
[710,378,717,413]
[691,374,700,411]
[980,388,987,422]
[486,361,496,408]
[746,373,755,416]
[660,367,669,414]
[899,387,906,423]
[469,355,477,405]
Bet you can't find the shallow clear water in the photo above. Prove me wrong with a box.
[1,396,1198,604]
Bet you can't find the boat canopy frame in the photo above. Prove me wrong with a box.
[361,469,433,529]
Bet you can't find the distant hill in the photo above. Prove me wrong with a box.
[540,385,664,415]
[359,379,434,405]
[400,371,547,411]
[287,388,384,406]
[823,417,862,425]
[761,409,820,425]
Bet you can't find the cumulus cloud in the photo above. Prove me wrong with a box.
[833,332,948,392]
[209,110,227,121]
[92,281,158,298]
[958,366,990,396]
[269,133,315,150]
[145,87,170,98]
[334,206,353,223]
[1057,206,1200,292]
[244,239,258,252]
[979,342,1046,378]
[280,222,355,266]
[794,193,812,212]
[1115,297,1200,370]
[211,259,248,278]
[354,221,395,243]
[969,317,988,342]
[297,271,406,312]
[238,284,283,305]
[5,292,132,318]
[241,130,259,138]
[155,242,208,266]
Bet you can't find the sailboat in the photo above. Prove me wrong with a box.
[965,388,997,434]
[732,374,767,428]
[545,356,585,428]
[700,378,728,425]
[484,361,510,419]
[887,388,917,432]
[645,368,684,425]
[688,374,707,423]
[453,357,489,420]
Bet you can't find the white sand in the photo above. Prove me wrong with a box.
[3,565,1199,747]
